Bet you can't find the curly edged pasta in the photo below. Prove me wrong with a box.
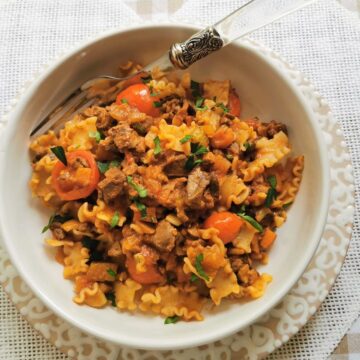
[29,62,304,322]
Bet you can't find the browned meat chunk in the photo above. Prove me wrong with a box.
[186,167,210,202]
[108,123,146,153]
[161,96,183,118]
[146,220,177,252]
[84,106,114,132]
[107,103,147,123]
[257,120,288,138]
[163,154,188,177]
[98,167,126,205]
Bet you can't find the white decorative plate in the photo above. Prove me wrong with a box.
[0,37,355,360]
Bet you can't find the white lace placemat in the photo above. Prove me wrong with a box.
[0,1,359,359]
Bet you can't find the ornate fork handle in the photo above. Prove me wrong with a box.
[169,27,224,69]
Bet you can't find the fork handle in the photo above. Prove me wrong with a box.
[169,0,317,69]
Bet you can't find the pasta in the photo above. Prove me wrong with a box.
[29,62,304,322]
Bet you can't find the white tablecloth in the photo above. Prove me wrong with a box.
[0,1,359,359]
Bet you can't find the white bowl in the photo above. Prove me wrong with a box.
[0,23,330,350]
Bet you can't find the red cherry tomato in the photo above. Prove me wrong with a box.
[51,150,100,201]
[204,211,244,244]
[126,245,164,285]
[116,84,161,117]
[228,89,241,117]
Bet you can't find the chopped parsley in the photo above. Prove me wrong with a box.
[132,123,147,135]
[217,102,229,113]
[127,176,147,198]
[184,143,209,171]
[195,97,204,108]
[141,74,152,84]
[106,268,117,278]
[153,100,163,108]
[110,211,120,229]
[283,202,293,210]
[164,316,180,325]
[153,136,161,155]
[238,213,263,233]
[226,154,233,161]
[265,175,278,208]
[87,250,103,264]
[50,146,67,166]
[149,86,159,97]
[180,135,192,144]
[120,98,128,104]
[190,273,199,282]
[190,80,201,98]
[194,254,209,281]
[105,292,116,306]
[96,160,120,174]
[82,237,98,251]
[88,130,103,143]
[41,214,72,233]
[134,199,147,218]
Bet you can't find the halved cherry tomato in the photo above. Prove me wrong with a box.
[116,83,160,117]
[126,245,164,285]
[51,150,100,201]
[204,211,244,244]
[228,89,241,117]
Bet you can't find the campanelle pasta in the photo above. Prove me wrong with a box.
[29,62,304,322]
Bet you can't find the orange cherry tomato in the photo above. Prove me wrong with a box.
[116,83,161,117]
[51,150,100,201]
[126,245,164,285]
[228,89,241,117]
[204,211,244,244]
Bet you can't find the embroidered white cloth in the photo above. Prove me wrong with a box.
[0,0,359,359]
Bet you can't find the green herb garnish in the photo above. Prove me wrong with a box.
[120,98,128,104]
[106,268,117,278]
[153,136,161,155]
[180,135,192,144]
[238,213,263,233]
[190,80,201,98]
[226,154,233,161]
[88,130,102,143]
[153,100,163,108]
[110,211,120,229]
[265,175,278,208]
[127,176,147,198]
[51,146,67,166]
[195,97,204,108]
[191,143,208,156]
[82,237,98,251]
[194,254,209,281]
[105,292,116,306]
[134,199,147,218]
[164,316,180,325]
[190,273,199,282]
[132,123,147,135]
[41,214,72,233]
[97,160,120,174]
[87,250,104,264]
[141,74,152,84]
[217,103,229,113]
[283,202,293,210]
[97,161,109,174]
[184,143,209,171]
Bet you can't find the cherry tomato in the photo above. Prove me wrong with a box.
[126,245,164,285]
[51,150,100,201]
[116,83,160,117]
[228,89,241,117]
[204,211,244,244]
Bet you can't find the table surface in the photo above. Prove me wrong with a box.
[0,0,359,359]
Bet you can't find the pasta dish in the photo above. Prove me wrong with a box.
[29,63,304,323]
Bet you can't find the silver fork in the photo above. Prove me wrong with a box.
[30,0,317,137]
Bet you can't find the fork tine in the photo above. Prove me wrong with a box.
[51,98,96,134]
[30,90,89,137]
